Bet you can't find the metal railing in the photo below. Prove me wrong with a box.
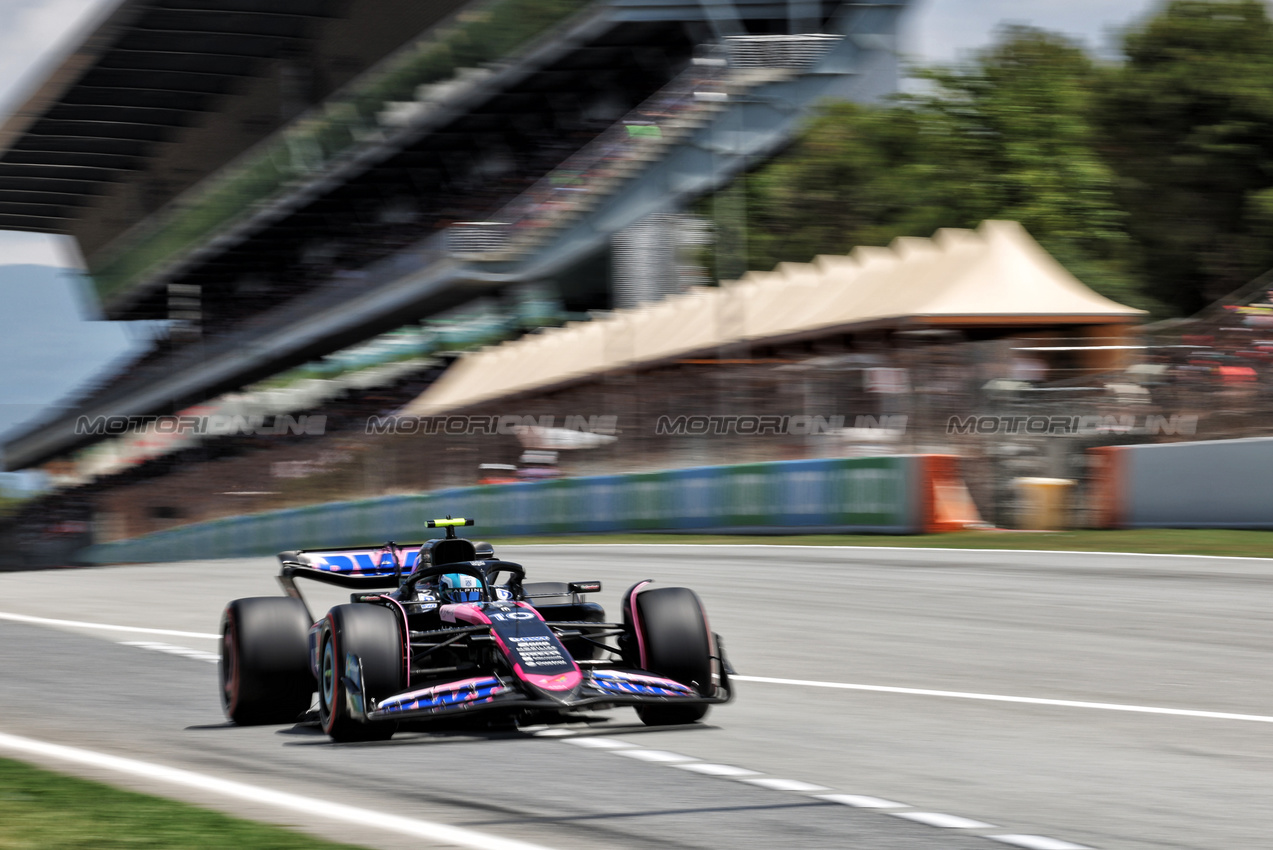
[724,34,843,70]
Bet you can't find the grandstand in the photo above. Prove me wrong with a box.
[20,221,1160,545]
[0,0,912,562]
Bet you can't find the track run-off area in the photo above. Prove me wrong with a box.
[3,544,1272,850]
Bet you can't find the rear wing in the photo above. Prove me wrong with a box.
[277,519,485,588]
[279,544,423,579]
[275,545,424,617]
[275,540,504,616]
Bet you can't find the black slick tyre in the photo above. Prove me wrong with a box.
[318,603,403,742]
[221,597,313,726]
[631,586,713,726]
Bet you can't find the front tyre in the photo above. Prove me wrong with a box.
[221,597,313,725]
[631,586,713,726]
[318,604,403,742]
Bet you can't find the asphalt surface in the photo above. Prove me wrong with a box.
[4,544,1273,849]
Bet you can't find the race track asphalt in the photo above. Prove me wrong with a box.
[3,544,1273,850]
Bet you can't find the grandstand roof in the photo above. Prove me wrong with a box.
[405,220,1147,414]
[0,0,338,235]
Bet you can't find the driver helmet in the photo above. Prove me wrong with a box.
[439,572,482,603]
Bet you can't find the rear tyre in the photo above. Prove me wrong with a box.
[221,597,313,726]
[631,587,713,726]
[318,604,403,742]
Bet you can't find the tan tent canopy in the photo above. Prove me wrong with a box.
[406,220,1145,416]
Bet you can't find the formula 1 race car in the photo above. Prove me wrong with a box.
[219,518,732,741]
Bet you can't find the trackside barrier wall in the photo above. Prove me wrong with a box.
[80,455,966,564]
[1091,438,1273,528]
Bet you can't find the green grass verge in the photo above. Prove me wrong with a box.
[485,528,1273,559]
[0,757,367,850]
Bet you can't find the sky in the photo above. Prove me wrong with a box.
[906,0,1162,64]
[0,0,1170,485]
[0,264,148,424]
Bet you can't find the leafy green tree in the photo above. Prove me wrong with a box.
[1099,0,1273,314]
[721,26,1148,308]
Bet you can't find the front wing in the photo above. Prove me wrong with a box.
[361,668,731,723]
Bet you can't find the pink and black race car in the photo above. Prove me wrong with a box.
[219,517,733,741]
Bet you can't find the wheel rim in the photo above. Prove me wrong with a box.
[320,636,335,715]
[221,620,238,711]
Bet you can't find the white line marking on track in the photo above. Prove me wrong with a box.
[673,763,760,777]
[562,737,636,749]
[614,749,699,764]
[507,542,1273,562]
[118,641,219,663]
[550,730,1098,850]
[739,777,830,792]
[734,674,1273,724]
[0,730,557,850]
[815,794,909,808]
[892,811,995,829]
[988,836,1094,850]
[0,611,218,640]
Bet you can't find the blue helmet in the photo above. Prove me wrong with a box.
[439,572,483,603]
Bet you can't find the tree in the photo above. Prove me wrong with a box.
[1098,0,1273,314]
[730,26,1147,308]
